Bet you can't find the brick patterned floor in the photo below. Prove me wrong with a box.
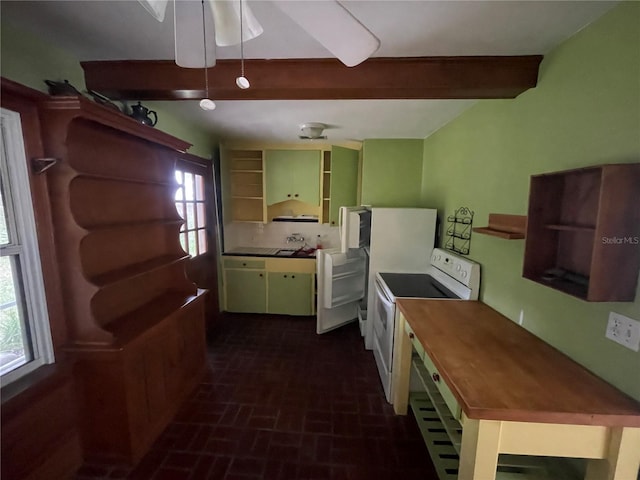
[74,314,438,479]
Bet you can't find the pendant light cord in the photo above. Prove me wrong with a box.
[240,0,245,78]
[201,0,209,97]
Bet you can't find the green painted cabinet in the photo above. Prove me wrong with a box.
[328,146,359,225]
[265,150,321,206]
[267,272,313,315]
[225,268,267,313]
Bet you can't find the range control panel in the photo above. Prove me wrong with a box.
[430,248,480,288]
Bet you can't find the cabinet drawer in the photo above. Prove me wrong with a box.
[265,257,316,274]
[223,258,265,269]
[421,350,461,421]
[404,320,426,360]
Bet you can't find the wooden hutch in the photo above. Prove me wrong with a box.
[40,96,207,464]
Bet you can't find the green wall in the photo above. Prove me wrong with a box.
[0,22,215,158]
[421,2,640,400]
[362,139,424,206]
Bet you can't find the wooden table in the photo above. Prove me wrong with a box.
[392,299,640,480]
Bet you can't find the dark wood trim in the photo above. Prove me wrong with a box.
[40,95,192,152]
[1,78,83,480]
[176,151,212,173]
[82,56,543,101]
[1,77,49,101]
[1,78,69,353]
[176,153,221,319]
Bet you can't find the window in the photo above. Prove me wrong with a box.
[175,165,208,256]
[0,108,54,385]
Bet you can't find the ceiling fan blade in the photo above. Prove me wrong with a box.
[211,0,264,47]
[138,0,169,22]
[270,0,380,67]
[174,0,216,68]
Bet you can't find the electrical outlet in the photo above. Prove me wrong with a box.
[605,312,640,352]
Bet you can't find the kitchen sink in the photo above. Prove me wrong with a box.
[276,248,316,258]
[276,249,297,256]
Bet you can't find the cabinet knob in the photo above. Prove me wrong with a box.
[408,332,414,339]
[242,263,246,266]
[259,273,263,277]
[287,194,291,197]
[292,275,295,278]
[331,221,335,225]
[432,373,440,383]
[284,274,287,278]
[294,193,299,197]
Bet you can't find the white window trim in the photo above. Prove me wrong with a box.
[0,107,54,385]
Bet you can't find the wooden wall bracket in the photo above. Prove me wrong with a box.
[31,157,58,174]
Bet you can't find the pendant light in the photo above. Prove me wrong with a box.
[235,0,250,89]
[199,0,216,110]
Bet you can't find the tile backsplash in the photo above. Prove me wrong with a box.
[225,222,340,251]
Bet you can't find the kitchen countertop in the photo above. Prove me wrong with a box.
[223,247,317,259]
[395,298,640,426]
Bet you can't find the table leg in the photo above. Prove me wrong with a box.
[392,315,412,415]
[458,418,502,480]
[585,427,640,480]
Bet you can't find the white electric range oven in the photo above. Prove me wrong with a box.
[372,248,480,402]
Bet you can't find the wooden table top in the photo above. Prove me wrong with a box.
[396,298,640,427]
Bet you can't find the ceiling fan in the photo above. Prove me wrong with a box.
[138,0,380,68]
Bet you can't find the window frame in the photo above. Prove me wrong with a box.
[0,107,54,386]
[174,154,214,258]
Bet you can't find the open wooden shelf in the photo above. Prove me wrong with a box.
[104,290,202,346]
[229,150,264,222]
[89,253,190,287]
[523,163,640,302]
[545,224,595,232]
[473,214,527,239]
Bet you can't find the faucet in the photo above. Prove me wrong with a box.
[286,233,305,244]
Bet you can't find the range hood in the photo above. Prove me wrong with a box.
[272,215,319,223]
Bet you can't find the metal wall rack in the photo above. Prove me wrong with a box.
[444,206,474,255]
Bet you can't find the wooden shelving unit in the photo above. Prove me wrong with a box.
[229,150,264,222]
[322,151,331,223]
[41,96,207,465]
[473,213,527,239]
[523,163,640,301]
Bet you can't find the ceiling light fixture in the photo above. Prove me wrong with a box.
[299,123,327,140]
[235,0,250,89]
[199,0,216,111]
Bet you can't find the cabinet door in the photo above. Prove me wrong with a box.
[291,150,321,206]
[268,272,313,315]
[329,146,359,225]
[265,150,320,206]
[265,150,293,205]
[225,269,267,313]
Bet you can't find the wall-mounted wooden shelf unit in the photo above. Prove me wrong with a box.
[229,149,265,222]
[473,214,527,239]
[322,151,331,223]
[523,163,640,302]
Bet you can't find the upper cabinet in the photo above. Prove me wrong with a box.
[265,149,321,206]
[523,163,640,302]
[221,145,360,224]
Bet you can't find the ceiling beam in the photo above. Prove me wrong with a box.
[82,56,542,101]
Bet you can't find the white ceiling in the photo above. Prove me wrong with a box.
[1,1,618,145]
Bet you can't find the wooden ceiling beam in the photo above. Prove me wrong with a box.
[81,56,542,101]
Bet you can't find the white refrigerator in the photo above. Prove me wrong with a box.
[316,207,438,346]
